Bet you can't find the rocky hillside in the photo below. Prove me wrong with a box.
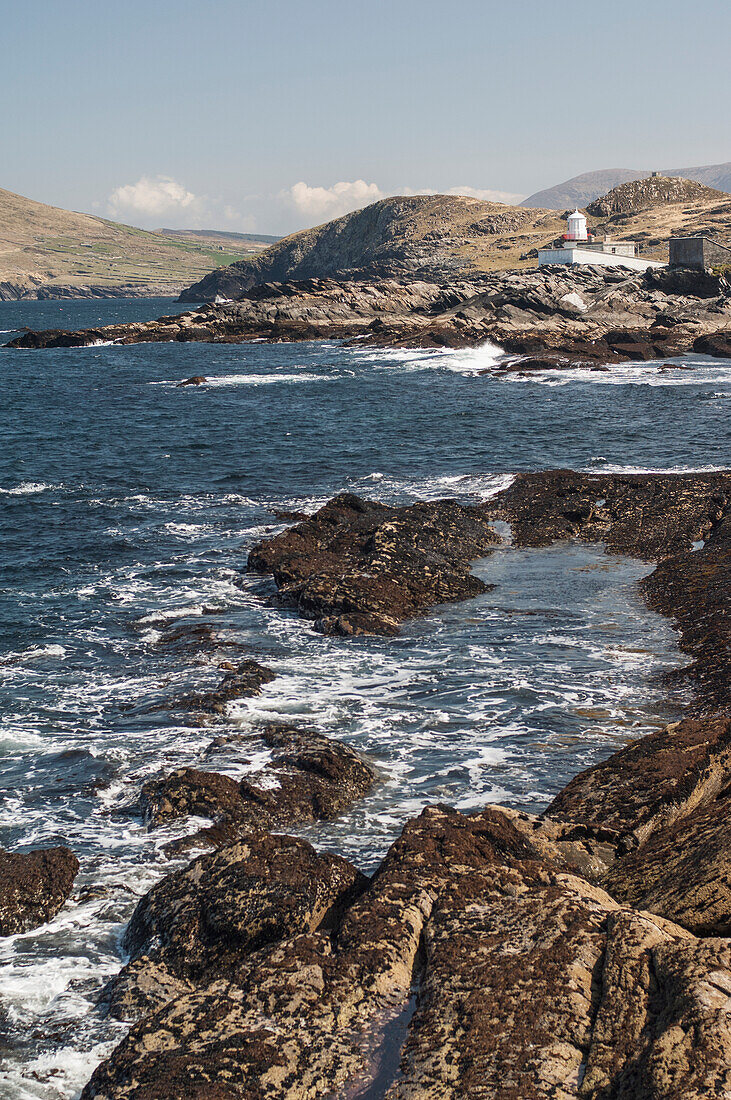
[523,161,731,208]
[180,196,566,300]
[180,181,731,303]
[0,186,261,300]
[586,176,725,217]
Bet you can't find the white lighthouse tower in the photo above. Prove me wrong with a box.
[566,209,588,241]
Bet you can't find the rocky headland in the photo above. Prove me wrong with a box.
[7,265,731,368]
[5,176,731,363]
[68,468,731,1099]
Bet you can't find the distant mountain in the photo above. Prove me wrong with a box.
[0,187,262,300]
[523,162,731,209]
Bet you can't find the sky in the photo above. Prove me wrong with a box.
[2,0,730,235]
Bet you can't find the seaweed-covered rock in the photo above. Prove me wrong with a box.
[545,715,731,847]
[0,846,79,935]
[83,806,731,1099]
[248,493,500,635]
[169,659,277,714]
[139,724,376,852]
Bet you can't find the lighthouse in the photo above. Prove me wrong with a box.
[566,210,588,242]
[537,208,665,271]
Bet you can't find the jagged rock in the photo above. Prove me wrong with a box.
[8,264,731,363]
[248,492,501,635]
[139,723,376,851]
[167,658,277,714]
[0,846,79,935]
[176,375,207,386]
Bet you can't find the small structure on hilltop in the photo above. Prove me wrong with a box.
[669,236,731,270]
[539,211,664,271]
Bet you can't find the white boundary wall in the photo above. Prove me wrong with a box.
[538,248,665,272]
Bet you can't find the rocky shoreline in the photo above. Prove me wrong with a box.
[4,470,731,1098]
[5,266,731,366]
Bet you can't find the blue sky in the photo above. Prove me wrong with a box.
[2,0,729,233]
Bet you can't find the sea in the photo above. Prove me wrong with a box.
[0,297,729,1098]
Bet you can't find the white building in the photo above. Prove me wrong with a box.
[538,211,665,271]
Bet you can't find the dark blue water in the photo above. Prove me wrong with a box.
[0,298,729,1098]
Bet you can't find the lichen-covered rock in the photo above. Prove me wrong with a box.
[602,796,731,935]
[0,846,79,935]
[580,910,731,1099]
[120,833,366,987]
[82,806,731,1099]
[248,493,501,635]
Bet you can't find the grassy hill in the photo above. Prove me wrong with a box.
[180,179,731,301]
[0,187,268,299]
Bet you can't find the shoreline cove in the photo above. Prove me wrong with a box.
[0,306,729,1099]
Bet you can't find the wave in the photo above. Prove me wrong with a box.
[151,372,336,387]
[504,360,731,388]
[585,461,730,474]
[0,481,57,496]
[348,339,508,376]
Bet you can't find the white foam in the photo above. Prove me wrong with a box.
[506,360,731,388]
[435,340,509,374]
[151,372,335,387]
[349,339,508,376]
[0,481,55,496]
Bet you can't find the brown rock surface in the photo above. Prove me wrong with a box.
[642,511,731,711]
[82,806,731,1099]
[139,723,376,851]
[167,658,277,714]
[487,468,731,558]
[546,715,731,847]
[248,492,501,635]
[0,846,80,935]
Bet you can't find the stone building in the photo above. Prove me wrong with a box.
[669,236,731,269]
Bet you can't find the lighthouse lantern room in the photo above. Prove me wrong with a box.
[566,210,588,241]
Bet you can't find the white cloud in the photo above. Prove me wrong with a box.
[401,185,526,205]
[107,175,204,222]
[280,179,385,221]
[102,175,528,237]
[277,179,527,229]
[445,185,527,204]
[105,176,260,232]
